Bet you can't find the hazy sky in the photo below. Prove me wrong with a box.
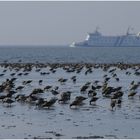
[0,1,140,46]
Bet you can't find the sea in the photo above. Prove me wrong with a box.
[0,46,140,63]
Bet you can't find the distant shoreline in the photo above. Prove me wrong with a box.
[1,45,140,48]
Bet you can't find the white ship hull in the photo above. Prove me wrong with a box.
[71,28,140,47]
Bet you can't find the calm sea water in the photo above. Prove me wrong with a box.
[0,46,140,63]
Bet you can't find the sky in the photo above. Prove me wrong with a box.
[0,1,140,46]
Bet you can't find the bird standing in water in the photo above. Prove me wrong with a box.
[110,99,116,111]
[58,92,71,103]
[89,97,99,105]
[70,96,87,108]
[128,92,137,98]
[42,98,58,109]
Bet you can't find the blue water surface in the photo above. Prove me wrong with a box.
[0,46,140,63]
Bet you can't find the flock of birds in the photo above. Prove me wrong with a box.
[0,62,140,111]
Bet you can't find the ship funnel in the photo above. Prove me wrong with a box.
[126,26,134,35]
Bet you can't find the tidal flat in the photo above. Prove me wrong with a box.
[0,63,140,138]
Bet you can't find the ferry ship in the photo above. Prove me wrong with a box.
[70,27,140,47]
